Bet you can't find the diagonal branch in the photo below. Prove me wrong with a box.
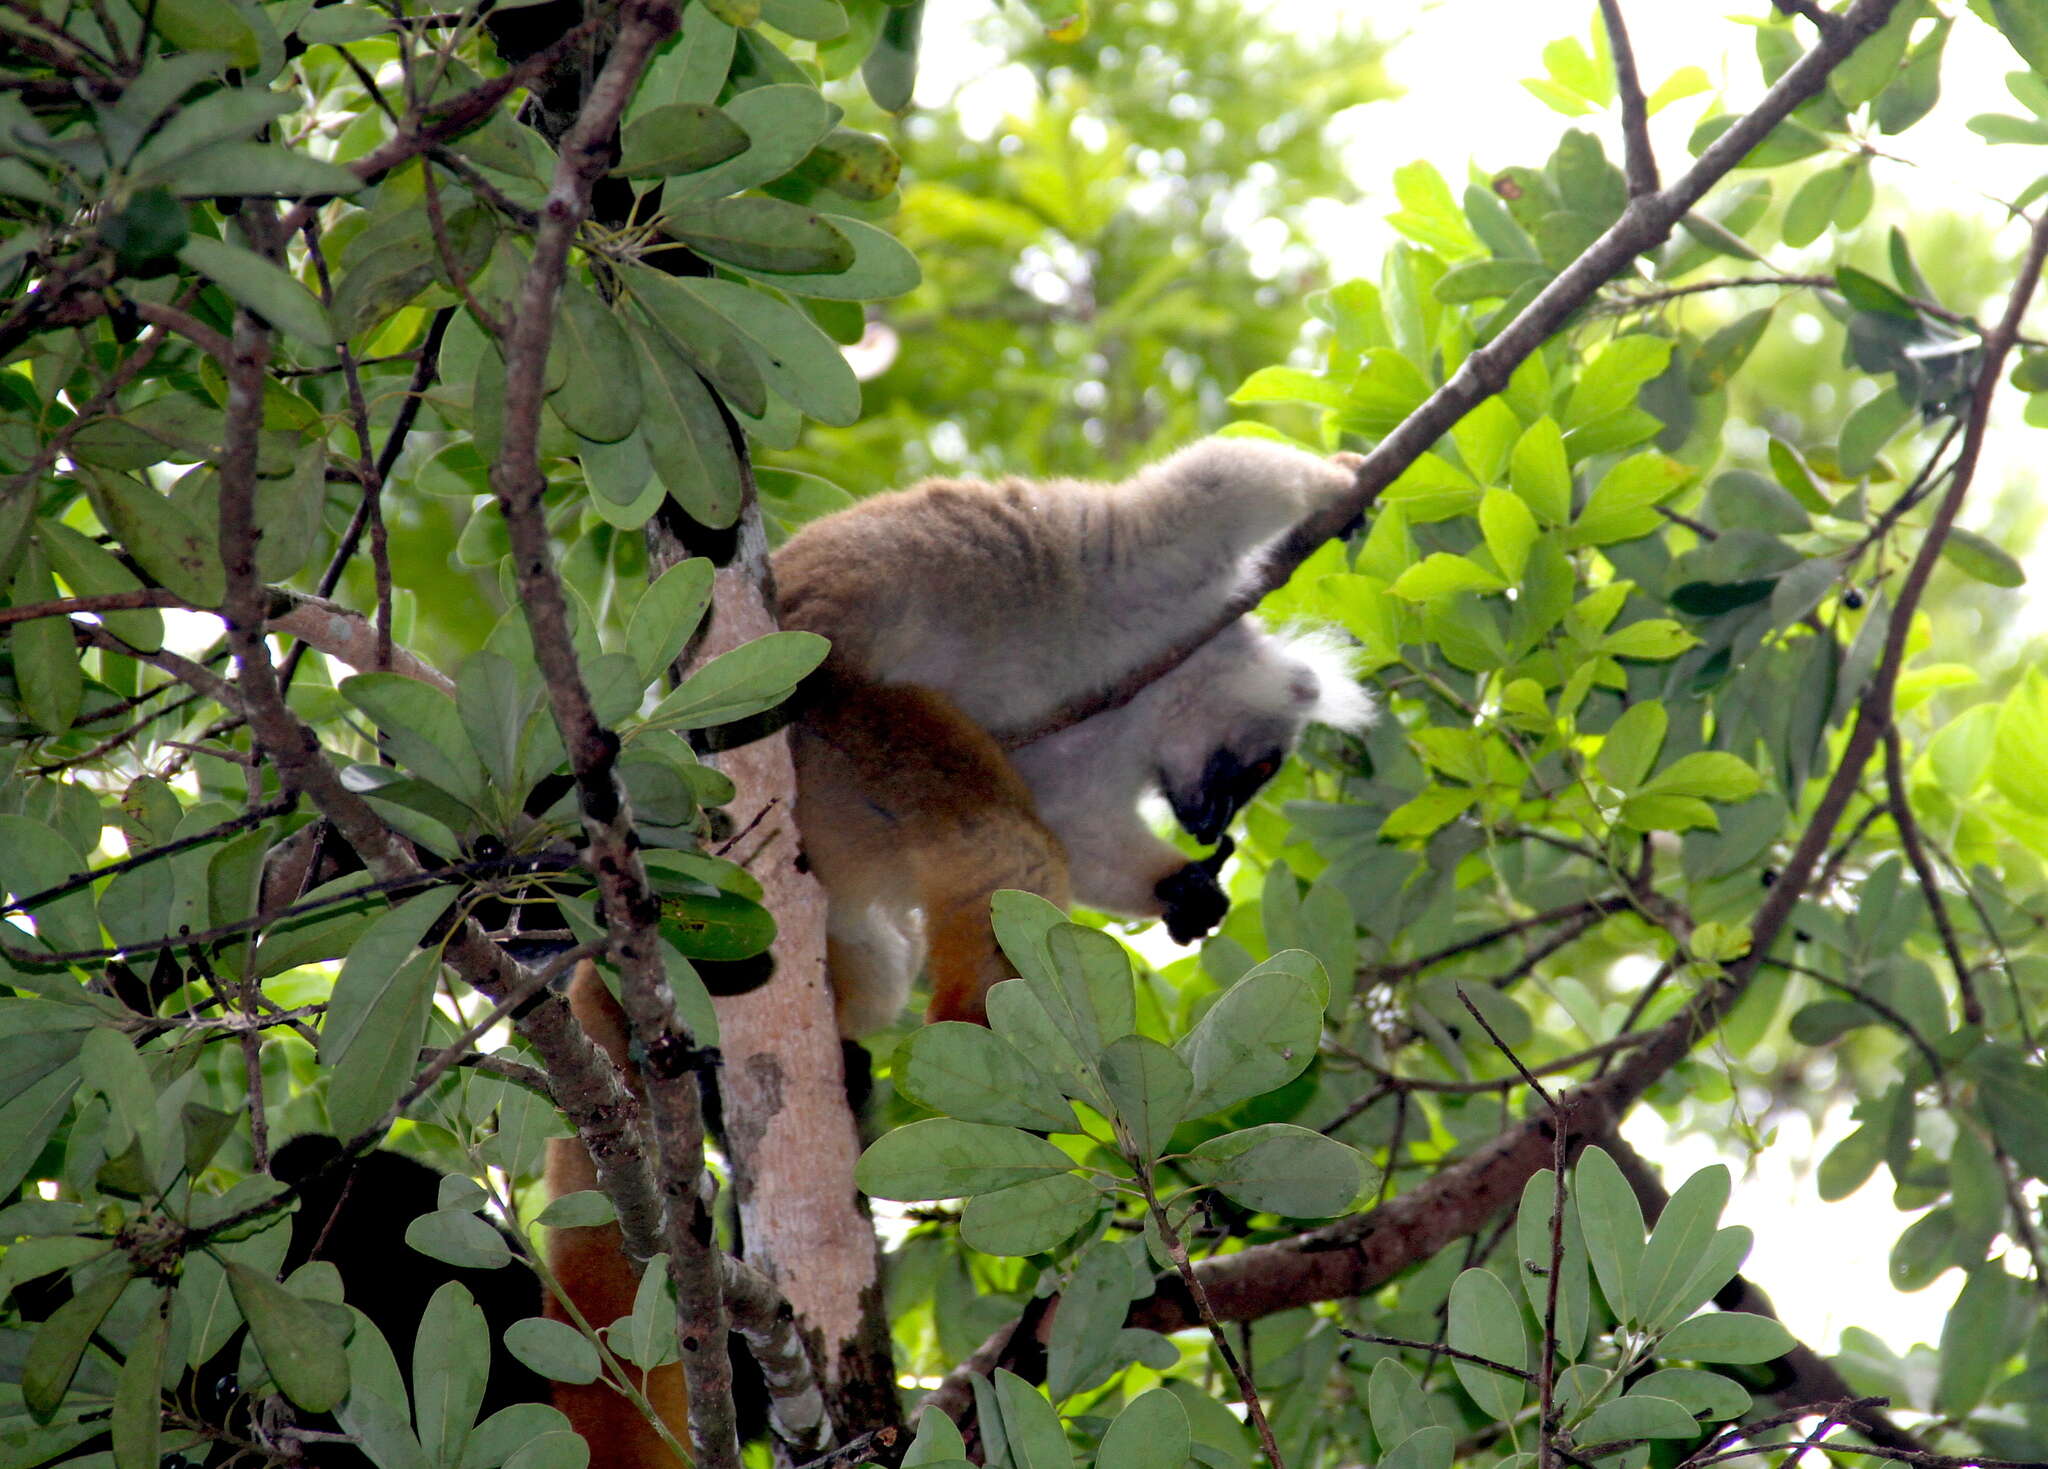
[997,0,1910,751]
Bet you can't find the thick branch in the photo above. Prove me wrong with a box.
[269,591,456,692]
[478,1,742,1462]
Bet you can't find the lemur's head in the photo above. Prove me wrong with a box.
[1154,622,1375,844]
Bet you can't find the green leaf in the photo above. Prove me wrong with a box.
[616,101,748,177]
[404,1209,512,1270]
[9,544,81,735]
[624,264,767,417]
[1565,335,1672,427]
[664,277,861,426]
[1840,386,1914,477]
[0,814,100,954]
[1046,1241,1136,1402]
[1514,1170,1590,1358]
[317,889,457,1134]
[786,126,902,201]
[580,433,664,528]
[124,83,288,170]
[1176,962,1324,1118]
[1596,702,1666,792]
[646,631,828,728]
[1942,526,2027,588]
[1631,1368,1749,1421]
[415,1282,488,1466]
[898,1022,1076,1131]
[1782,164,1855,249]
[1098,1034,1191,1162]
[1230,366,1344,410]
[993,1369,1073,1469]
[663,198,854,275]
[1340,350,1430,436]
[1446,1268,1526,1420]
[1510,416,1571,525]
[297,6,388,41]
[1935,1265,2010,1416]
[1600,619,1697,661]
[550,284,642,444]
[863,0,923,113]
[1989,0,2048,76]
[111,1287,169,1469]
[341,674,488,810]
[39,517,164,652]
[1096,1389,1191,1469]
[1380,1427,1453,1469]
[1575,1394,1700,1445]
[228,1263,351,1412]
[503,1432,589,1469]
[1451,397,1520,485]
[959,1172,1098,1256]
[116,0,259,65]
[81,467,225,606]
[854,1119,1075,1200]
[1575,1146,1645,1325]
[1993,670,2048,816]
[23,1267,129,1418]
[628,558,716,686]
[1690,309,1773,394]
[630,324,747,530]
[1637,1165,1730,1330]
[614,1252,677,1371]
[1185,1124,1365,1218]
[1836,265,1918,321]
[1976,111,2048,143]
[179,236,335,343]
[1389,553,1507,600]
[1571,452,1688,546]
[658,891,774,962]
[1434,258,1550,304]
[1655,1311,1793,1364]
[1479,489,1540,582]
[1640,752,1762,803]
[505,1317,601,1385]
[721,216,920,301]
[166,141,363,200]
[666,84,841,202]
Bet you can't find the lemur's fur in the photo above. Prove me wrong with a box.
[547,439,1372,1462]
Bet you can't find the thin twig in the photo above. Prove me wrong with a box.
[1882,725,1981,1024]
[1596,0,1657,197]
[0,588,191,627]
[1337,1331,1535,1383]
[1141,1177,1288,1469]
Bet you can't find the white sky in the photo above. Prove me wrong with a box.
[914,2,2040,1363]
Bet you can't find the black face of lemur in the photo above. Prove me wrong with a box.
[1167,747,1285,846]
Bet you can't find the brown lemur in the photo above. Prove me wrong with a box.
[547,438,1372,1466]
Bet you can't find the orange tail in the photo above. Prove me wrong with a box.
[544,966,689,1468]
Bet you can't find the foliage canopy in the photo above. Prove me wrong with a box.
[4,2,2048,1469]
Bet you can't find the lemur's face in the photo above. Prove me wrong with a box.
[1163,743,1287,845]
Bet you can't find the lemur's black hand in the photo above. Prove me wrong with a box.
[1155,836,1235,943]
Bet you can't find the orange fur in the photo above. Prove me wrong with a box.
[544,967,689,1468]
[792,676,1068,1029]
